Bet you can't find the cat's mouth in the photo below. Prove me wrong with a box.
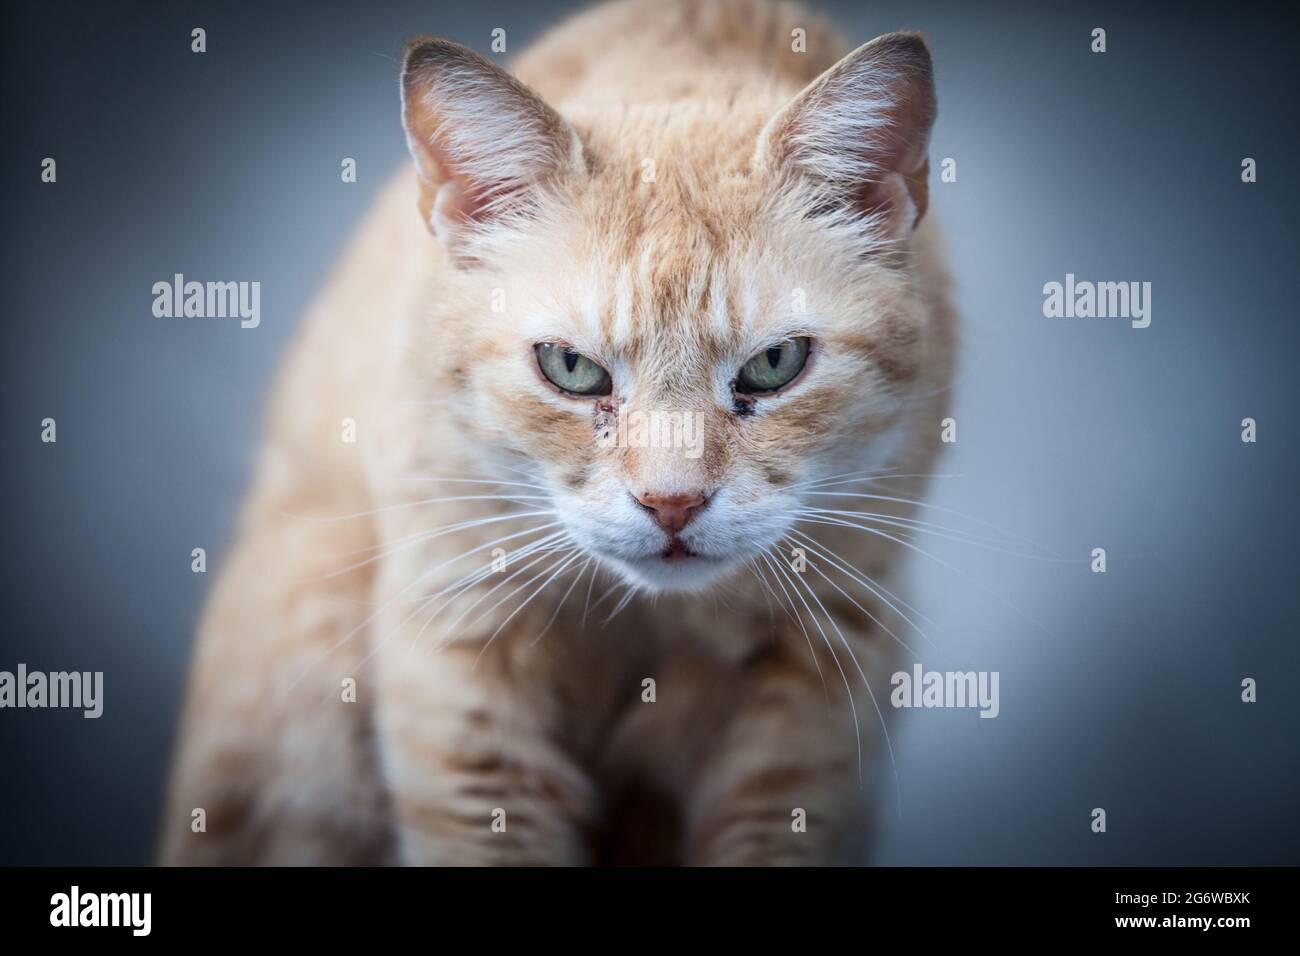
[661,537,694,561]
[603,538,737,593]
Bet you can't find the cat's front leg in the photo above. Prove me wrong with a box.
[374,639,595,866]
[681,642,879,866]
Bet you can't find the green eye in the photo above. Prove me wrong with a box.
[736,337,810,394]
[535,342,612,396]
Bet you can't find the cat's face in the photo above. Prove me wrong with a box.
[458,191,923,594]
[402,34,937,593]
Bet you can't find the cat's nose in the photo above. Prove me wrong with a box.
[633,490,707,534]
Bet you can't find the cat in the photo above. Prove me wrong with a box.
[161,0,955,866]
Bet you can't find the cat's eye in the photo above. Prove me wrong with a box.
[736,337,811,394]
[535,342,612,396]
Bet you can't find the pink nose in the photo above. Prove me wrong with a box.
[633,490,707,534]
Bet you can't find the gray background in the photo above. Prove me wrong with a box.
[2,0,1296,865]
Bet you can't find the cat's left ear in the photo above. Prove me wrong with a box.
[401,37,584,250]
[756,32,936,239]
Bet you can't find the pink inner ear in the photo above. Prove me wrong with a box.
[846,77,934,234]
[767,33,936,238]
[856,143,931,235]
[401,38,584,243]
[431,174,526,231]
[854,171,921,235]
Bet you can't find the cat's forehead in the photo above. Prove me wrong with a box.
[517,201,810,365]
[524,247,790,368]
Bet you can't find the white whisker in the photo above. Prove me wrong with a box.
[782,534,927,662]
[473,549,585,667]
[603,584,638,624]
[780,547,902,817]
[316,510,557,581]
[322,531,572,700]
[282,493,551,524]
[795,513,1048,631]
[286,520,563,690]
[800,490,1057,558]
[766,551,865,785]
[529,557,593,647]
[756,551,831,710]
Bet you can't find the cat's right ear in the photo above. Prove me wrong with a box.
[401,37,584,250]
[755,32,937,242]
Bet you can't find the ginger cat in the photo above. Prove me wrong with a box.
[162,0,955,865]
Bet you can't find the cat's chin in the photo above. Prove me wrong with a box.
[608,553,739,595]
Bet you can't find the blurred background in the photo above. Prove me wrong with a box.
[2,0,1297,865]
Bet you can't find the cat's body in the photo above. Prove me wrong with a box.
[162,0,956,865]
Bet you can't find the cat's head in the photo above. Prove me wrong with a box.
[400,34,939,594]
